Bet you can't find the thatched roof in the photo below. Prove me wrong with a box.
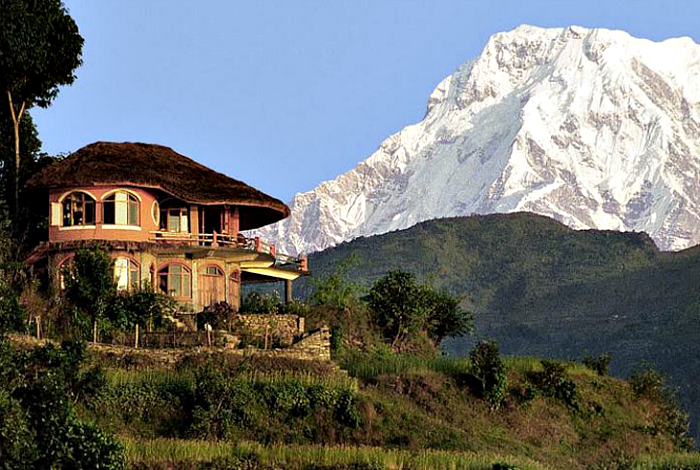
[27,142,290,230]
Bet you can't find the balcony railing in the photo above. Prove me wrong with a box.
[149,231,307,272]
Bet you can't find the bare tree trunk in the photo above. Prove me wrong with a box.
[6,90,25,231]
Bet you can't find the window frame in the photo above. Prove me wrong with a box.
[114,257,140,291]
[101,190,141,227]
[60,192,96,228]
[157,263,192,299]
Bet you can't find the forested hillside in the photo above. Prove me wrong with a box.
[299,213,700,436]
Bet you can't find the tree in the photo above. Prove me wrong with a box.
[364,270,427,348]
[424,288,473,344]
[0,0,83,227]
[63,247,116,340]
[364,270,473,349]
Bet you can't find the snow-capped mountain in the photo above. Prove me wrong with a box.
[259,25,700,255]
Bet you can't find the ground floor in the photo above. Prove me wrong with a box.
[29,240,305,313]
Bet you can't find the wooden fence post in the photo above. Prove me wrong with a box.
[135,324,139,348]
[36,315,41,340]
[93,321,97,343]
[264,325,270,350]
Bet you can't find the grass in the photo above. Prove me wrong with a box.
[123,438,552,470]
[105,364,358,391]
[631,453,700,469]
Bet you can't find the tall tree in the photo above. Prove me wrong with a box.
[0,0,83,228]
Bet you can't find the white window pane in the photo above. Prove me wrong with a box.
[114,258,129,291]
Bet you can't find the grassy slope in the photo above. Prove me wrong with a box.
[297,213,700,437]
[83,350,682,469]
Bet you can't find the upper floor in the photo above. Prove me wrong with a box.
[27,141,307,274]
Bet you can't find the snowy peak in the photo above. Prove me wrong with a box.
[258,25,700,255]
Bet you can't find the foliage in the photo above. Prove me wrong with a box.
[0,0,83,226]
[191,362,362,441]
[424,287,473,344]
[310,255,363,310]
[197,301,236,330]
[583,353,611,376]
[0,223,28,333]
[469,341,508,410]
[629,362,694,451]
[0,339,124,469]
[364,270,426,348]
[109,286,177,331]
[527,360,579,411]
[63,246,116,336]
[364,270,471,349]
[241,291,280,314]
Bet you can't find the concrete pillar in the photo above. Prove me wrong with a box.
[285,279,293,304]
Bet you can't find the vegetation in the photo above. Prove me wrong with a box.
[298,213,700,440]
[364,270,472,349]
[469,340,508,410]
[0,339,124,469]
[0,0,83,226]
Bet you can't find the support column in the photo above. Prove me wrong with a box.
[285,279,293,304]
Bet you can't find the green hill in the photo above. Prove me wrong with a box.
[298,213,700,438]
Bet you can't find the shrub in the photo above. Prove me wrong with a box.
[241,291,280,314]
[528,360,579,411]
[629,362,666,401]
[469,340,508,410]
[0,339,124,469]
[629,362,694,451]
[198,301,237,330]
[310,255,362,310]
[583,353,611,376]
[108,286,177,332]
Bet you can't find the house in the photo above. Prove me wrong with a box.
[25,141,307,311]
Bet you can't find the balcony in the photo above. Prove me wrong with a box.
[149,231,307,272]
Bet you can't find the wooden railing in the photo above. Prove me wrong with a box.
[149,231,307,272]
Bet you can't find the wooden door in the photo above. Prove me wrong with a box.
[199,266,225,308]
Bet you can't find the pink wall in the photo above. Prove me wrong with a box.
[49,185,160,243]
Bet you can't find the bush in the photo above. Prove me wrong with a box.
[0,339,124,469]
[528,360,579,411]
[241,292,280,314]
[583,353,611,376]
[469,341,508,410]
[108,286,177,332]
[629,362,666,401]
[629,362,694,451]
[197,301,236,330]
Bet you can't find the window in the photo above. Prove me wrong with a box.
[158,264,191,298]
[62,192,95,227]
[57,257,74,290]
[114,258,140,291]
[160,207,188,233]
[151,201,160,226]
[103,191,139,226]
[204,266,223,276]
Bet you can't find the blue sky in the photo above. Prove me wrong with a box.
[32,0,700,201]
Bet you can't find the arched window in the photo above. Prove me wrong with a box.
[62,192,95,227]
[103,191,140,226]
[114,257,140,291]
[158,264,191,298]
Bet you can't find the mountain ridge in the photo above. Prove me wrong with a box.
[257,25,700,254]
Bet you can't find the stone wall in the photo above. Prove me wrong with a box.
[232,314,305,346]
[286,328,331,361]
